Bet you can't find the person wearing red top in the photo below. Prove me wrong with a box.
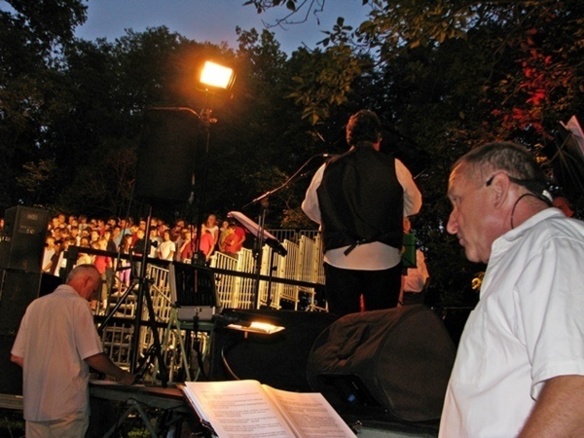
[233,224,246,252]
[198,229,215,261]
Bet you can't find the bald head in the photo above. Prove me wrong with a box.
[67,264,101,301]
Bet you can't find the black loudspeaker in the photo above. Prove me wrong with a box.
[0,333,22,394]
[210,310,339,392]
[306,306,456,422]
[40,272,63,297]
[134,108,199,203]
[0,270,42,334]
[0,206,49,273]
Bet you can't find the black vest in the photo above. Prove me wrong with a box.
[317,145,403,253]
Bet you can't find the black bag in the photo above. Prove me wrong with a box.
[306,305,456,422]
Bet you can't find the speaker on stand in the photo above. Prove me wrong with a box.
[134,108,199,205]
[0,205,49,395]
[0,206,49,272]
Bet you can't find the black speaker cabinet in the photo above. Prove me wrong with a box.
[0,206,49,273]
[134,108,199,204]
[0,333,22,394]
[210,310,339,392]
[0,270,42,333]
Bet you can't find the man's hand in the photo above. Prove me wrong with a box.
[117,370,136,385]
[85,352,136,385]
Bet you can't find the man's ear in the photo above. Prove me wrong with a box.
[490,173,511,209]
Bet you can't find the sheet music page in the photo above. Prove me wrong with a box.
[263,385,356,437]
[183,380,295,438]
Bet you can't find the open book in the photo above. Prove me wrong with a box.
[181,379,355,437]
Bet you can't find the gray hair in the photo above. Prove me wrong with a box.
[66,264,99,283]
[455,142,550,202]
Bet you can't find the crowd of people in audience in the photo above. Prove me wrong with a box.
[40,212,248,280]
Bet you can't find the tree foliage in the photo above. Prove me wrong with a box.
[1,0,583,305]
[247,0,584,303]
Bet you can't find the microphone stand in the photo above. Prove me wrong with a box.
[253,198,269,309]
[243,153,330,309]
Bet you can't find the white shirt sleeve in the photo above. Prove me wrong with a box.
[395,158,422,217]
[301,164,326,225]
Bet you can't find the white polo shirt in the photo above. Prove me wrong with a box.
[439,209,584,437]
[12,284,103,421]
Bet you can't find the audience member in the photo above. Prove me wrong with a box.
[202,214,220,251]
[104,228,117,253]
[47,239,62,276]
[399,217,430,306]
[221,223,241,258]
[117,234,133,289]
[171,219,186,242]
[233,223,247,252]
[69,226,80,246]
[131,229,146,277]
[111,225,123,248]
[157,229,176,261]
[78,214,89,231]
[147,228,161,258]
[178,228,194,262]
[89,228,100,245]
[197,229,215,262]
[218,219,230,252]
[42,236,57,273]
[92,238,111,311]
[56,237,76,278]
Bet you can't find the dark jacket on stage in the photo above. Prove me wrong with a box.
[317,144,403,254]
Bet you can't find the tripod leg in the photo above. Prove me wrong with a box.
[141,279,169,386]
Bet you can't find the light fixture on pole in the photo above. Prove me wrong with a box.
[200,61,236,91]
[192,61,235,266]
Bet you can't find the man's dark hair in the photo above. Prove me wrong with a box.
[346,110,382,146]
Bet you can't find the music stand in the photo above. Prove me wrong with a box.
[167,262,219,381]
[227,211,286,309]
[169,262,220,322]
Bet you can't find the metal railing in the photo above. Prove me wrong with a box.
[63,230,325,382]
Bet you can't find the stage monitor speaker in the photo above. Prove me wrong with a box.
[134,108,199,204]
[0,270,42,334]
[0,206,49,273]
[210,309,339,392]
[306,305,456,422]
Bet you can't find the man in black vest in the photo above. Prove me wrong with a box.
[302,110,422,315]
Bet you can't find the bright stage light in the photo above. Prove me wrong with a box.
[200,61,235,90]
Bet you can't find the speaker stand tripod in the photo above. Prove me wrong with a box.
[97,206,168,386]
